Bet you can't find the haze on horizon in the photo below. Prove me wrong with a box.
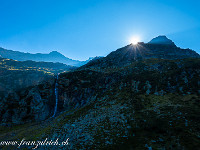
[0,0,200,61]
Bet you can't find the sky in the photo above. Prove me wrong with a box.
[0,0,200,60]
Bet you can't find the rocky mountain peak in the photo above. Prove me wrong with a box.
[148,35,175,46]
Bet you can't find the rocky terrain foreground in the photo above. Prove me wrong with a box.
[0,36,200,149]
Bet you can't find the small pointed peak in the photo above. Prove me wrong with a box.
[49,51,66,57]
[148,35,176,46]
[49,51,60,54]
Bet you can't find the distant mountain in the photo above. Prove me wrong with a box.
[0,48,92,66]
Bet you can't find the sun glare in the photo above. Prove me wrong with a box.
[129,36,140,45]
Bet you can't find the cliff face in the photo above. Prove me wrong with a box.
[0,78,55,125]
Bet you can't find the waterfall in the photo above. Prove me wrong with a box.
[52,74,59,118]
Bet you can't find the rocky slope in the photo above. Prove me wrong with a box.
[0,36,200,149]
[0,78,55,125]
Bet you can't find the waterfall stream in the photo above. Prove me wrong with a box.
[52,74,59,117]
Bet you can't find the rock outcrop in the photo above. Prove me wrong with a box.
[0,78,55,125]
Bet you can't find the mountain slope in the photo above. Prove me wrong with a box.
[83,38,199,69]
[1,57,199,149]
[0,36,200,149]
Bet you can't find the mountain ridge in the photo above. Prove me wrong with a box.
[83,37,200,69]
[0,35,199,67]
[0,47,91,66]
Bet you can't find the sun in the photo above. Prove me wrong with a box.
[129,36,140,45]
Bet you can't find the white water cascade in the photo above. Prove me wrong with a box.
[52,74,59,117]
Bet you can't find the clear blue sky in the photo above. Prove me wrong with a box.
[0,0,200,60]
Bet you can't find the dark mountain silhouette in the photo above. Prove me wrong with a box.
[84,36,200,68]
[0,48,92,66]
